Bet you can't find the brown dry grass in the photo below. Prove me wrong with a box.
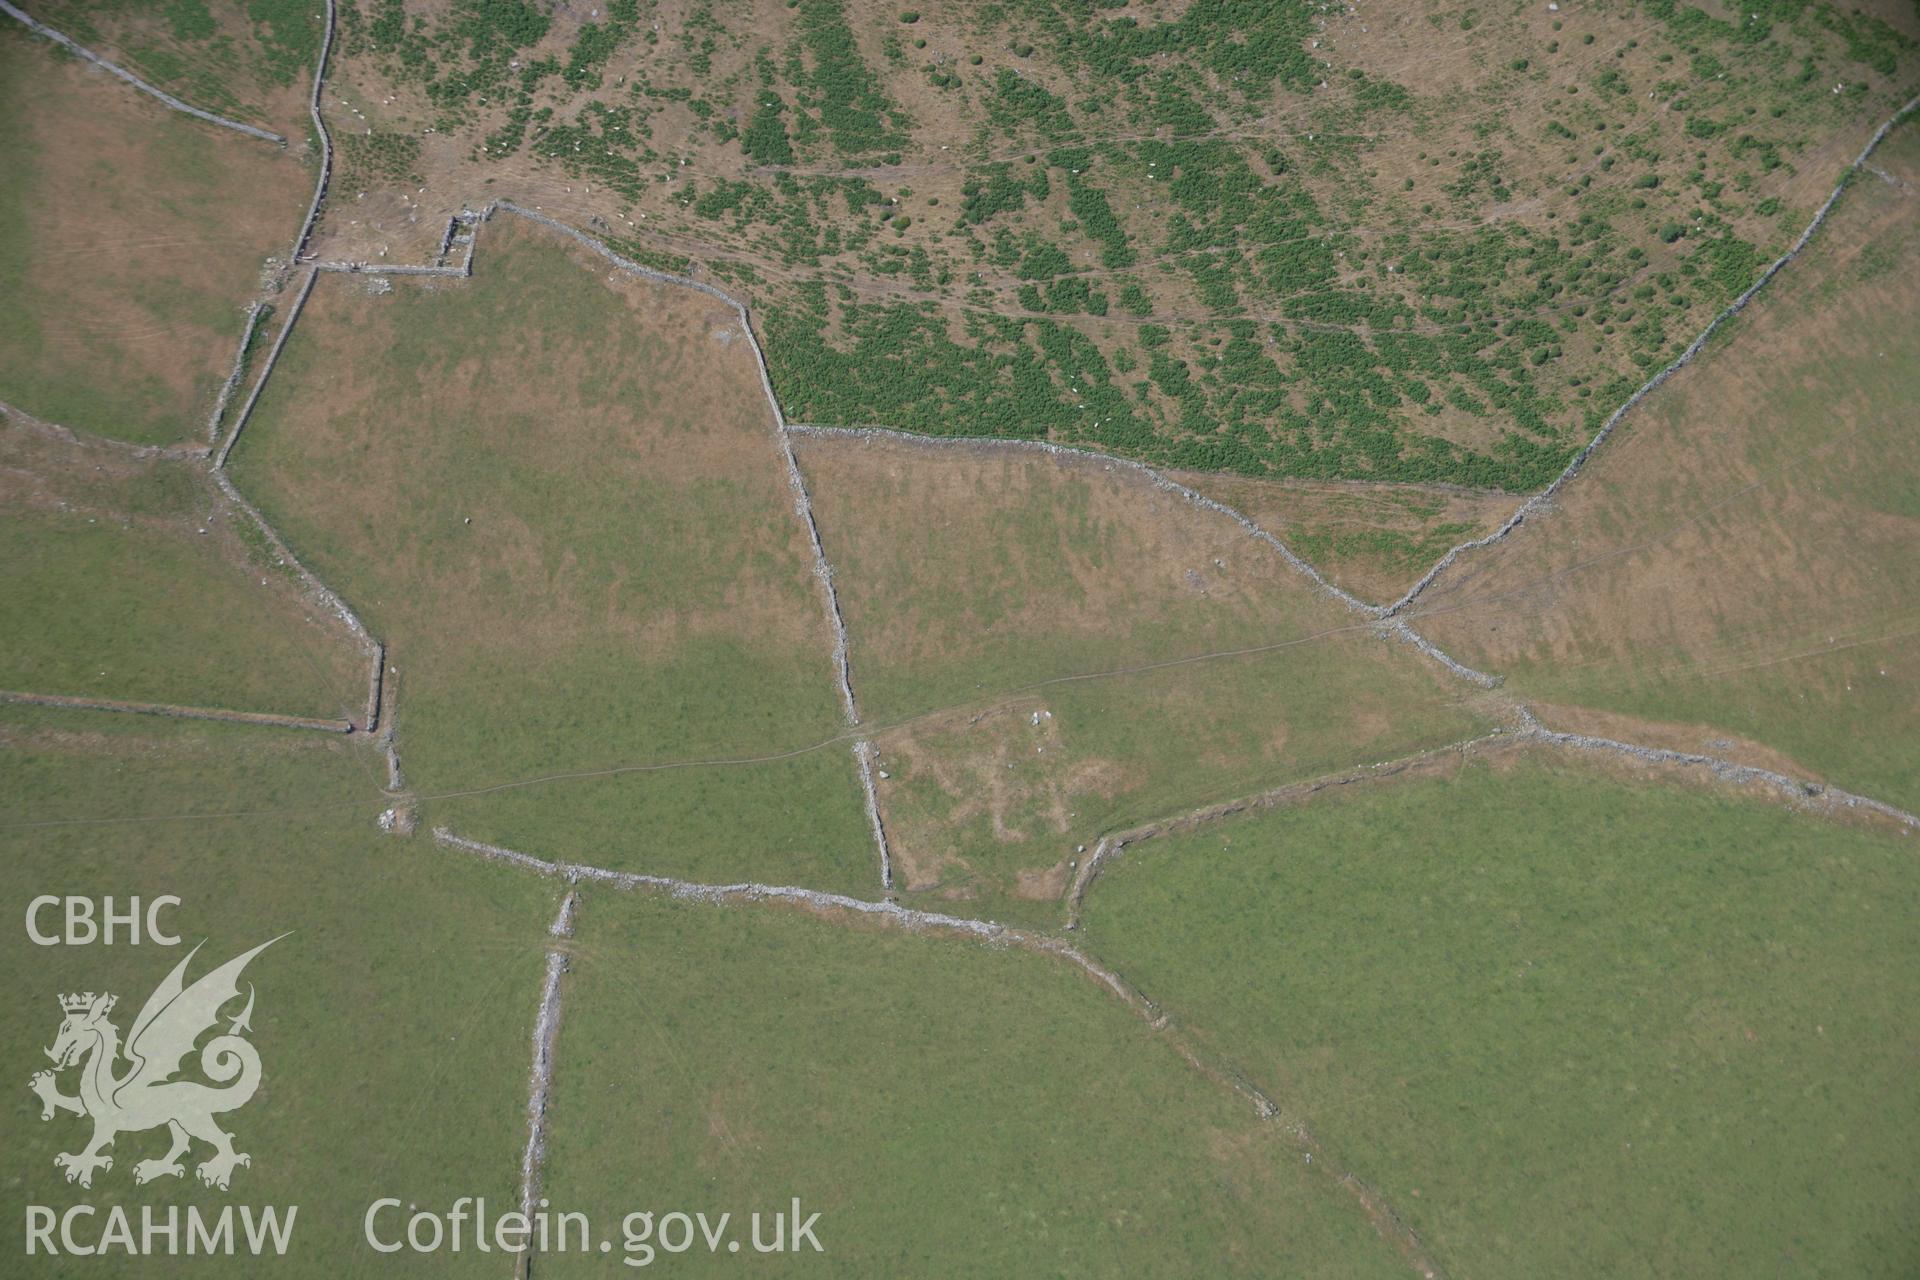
[240,215,834,666]
[877,698,1135,894]
[1411,124,1920,808]
[229,215,873,888]
[798,432,1364,712]
[0,28,310,445]
[1171,468,1515,605]
[798,430,1492,919]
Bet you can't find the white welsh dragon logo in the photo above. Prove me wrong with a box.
[29,937,284,1191]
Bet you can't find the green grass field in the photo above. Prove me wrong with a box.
[537,885,1409,1278]
[0,28,307,446]
[230,221,875,890]
[1076,753,1920,1277]
[0,706,561,1275]
[0,421,364,719]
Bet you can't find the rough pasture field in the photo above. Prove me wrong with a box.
[2,1,1913,1274]
[0,410,365,719]
[797,431,1492,921]
[1076,751,1920,1278]
[536,885,1409,1279]
[0,706,561,1274]
[1410,120,1920,810]
[230,218,875,890]
[20,0,322,138]
[1169,469,1515,605]
[0,25,310,446]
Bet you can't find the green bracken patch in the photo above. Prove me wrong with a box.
[321,0,1914,491]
